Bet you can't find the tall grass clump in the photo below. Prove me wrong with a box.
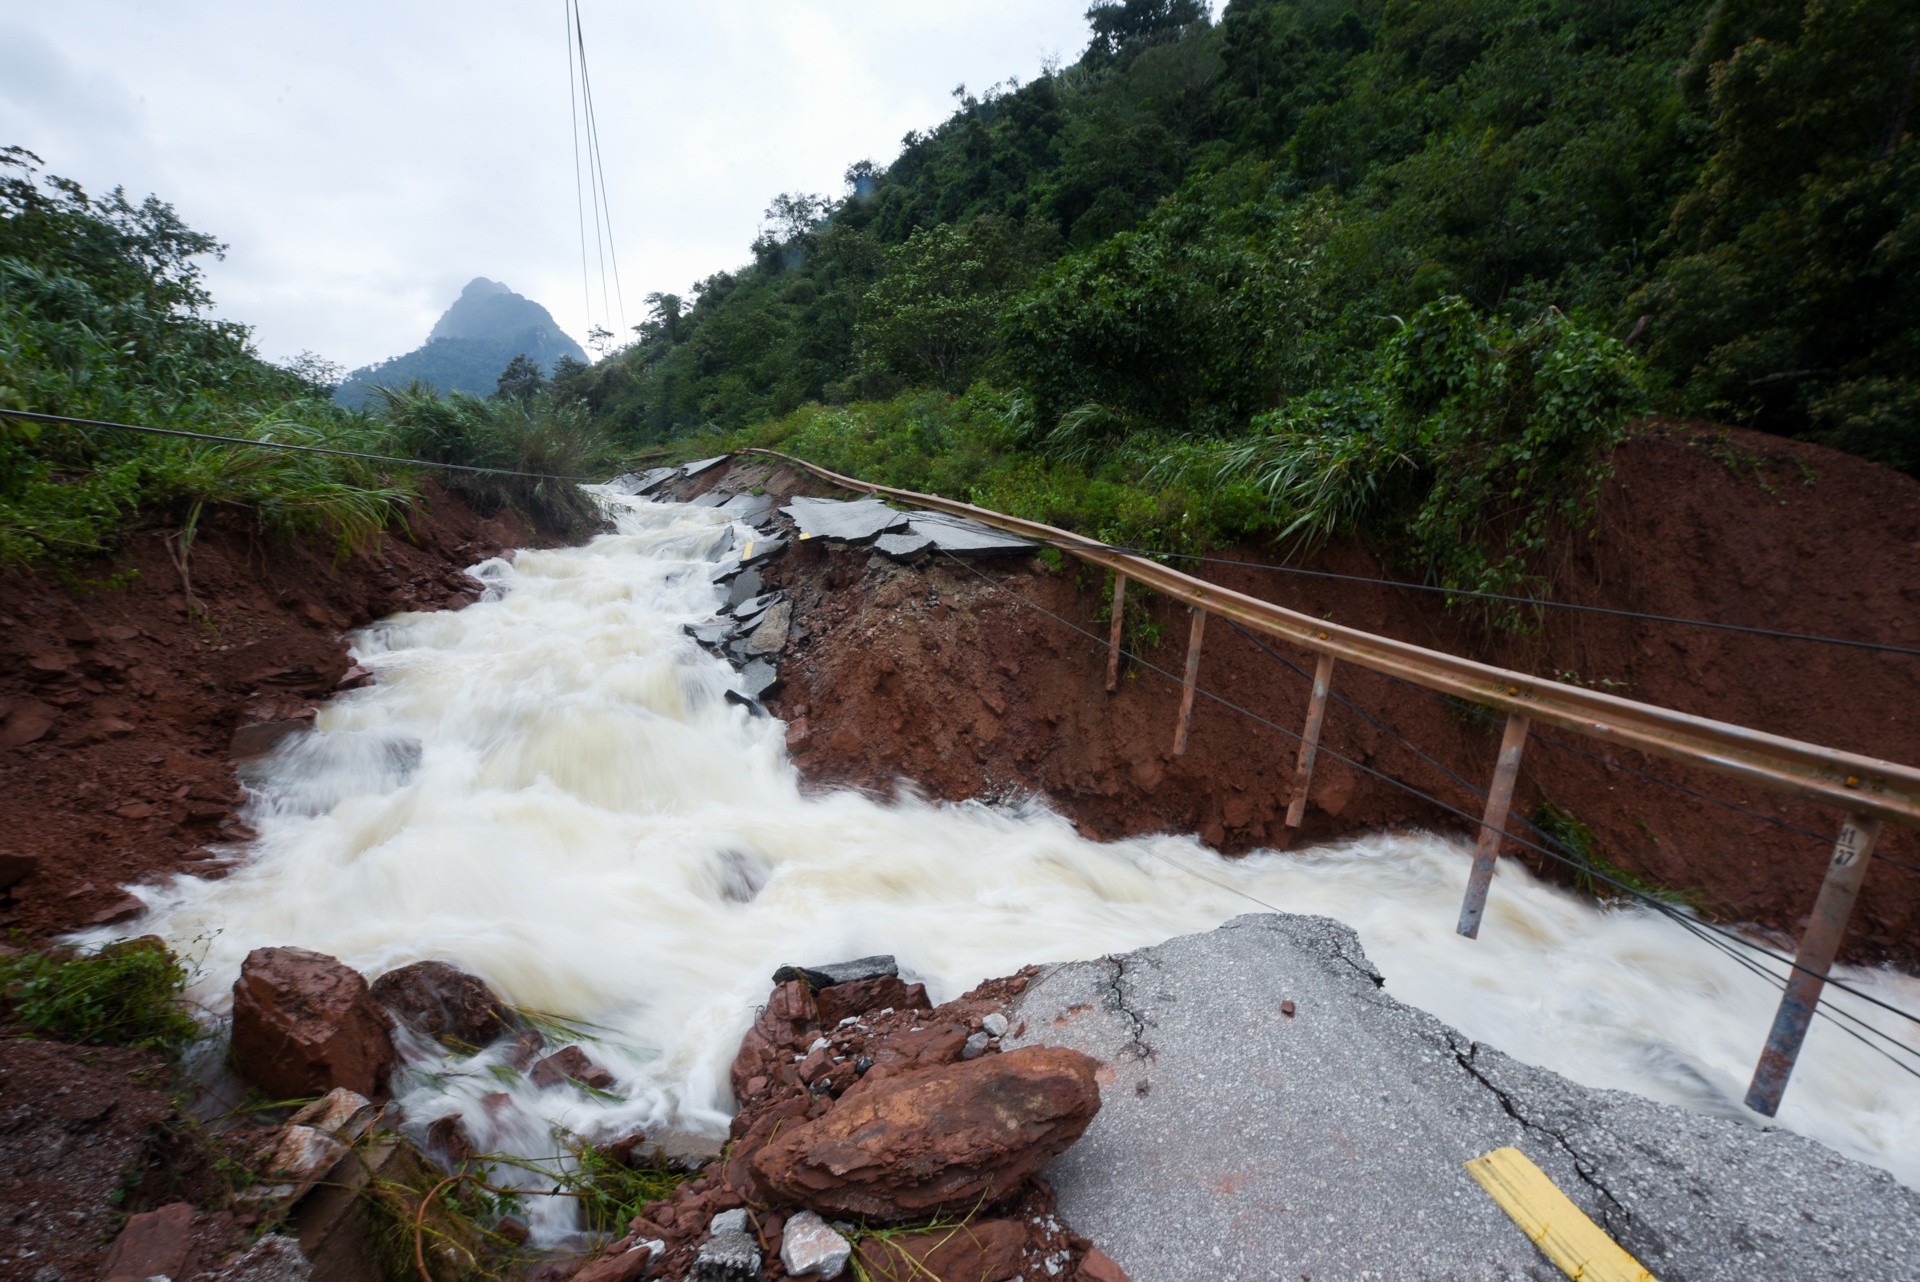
[374,385,619,535]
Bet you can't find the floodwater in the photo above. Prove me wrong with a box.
[123,490,1920,1234]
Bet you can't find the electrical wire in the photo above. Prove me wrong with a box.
[938,549,1920,1040]
[0,408,606,481]
[571,0,625,336]
[563,0,593,333]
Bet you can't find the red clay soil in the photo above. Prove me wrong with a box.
[0,480,538,943]
[0,1036,252,1282]
[698,423,1920,968]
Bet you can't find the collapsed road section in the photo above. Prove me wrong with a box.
[1010,913,1920,1281]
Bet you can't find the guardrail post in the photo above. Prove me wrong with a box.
[1743,813,1882,1116]
[1285,653,1337,828]
[1457,712,1531,939]
[1106,574,1127,692]
[1172,607,1208,756]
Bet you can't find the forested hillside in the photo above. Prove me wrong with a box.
[0,149,616,565]
[558,0,1916,594]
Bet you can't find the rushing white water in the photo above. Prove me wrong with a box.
[123,492,1920,1219]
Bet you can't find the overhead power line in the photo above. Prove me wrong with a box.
[564,0,625,346]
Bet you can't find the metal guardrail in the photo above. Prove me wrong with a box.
[734,447,1917,1115]
[742,449,1920,827]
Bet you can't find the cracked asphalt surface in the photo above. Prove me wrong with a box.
[1007,913,1920,1282]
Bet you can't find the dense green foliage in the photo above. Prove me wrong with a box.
[570,0,1917,591]
[1,938,200,1057]
[0,149,621,565]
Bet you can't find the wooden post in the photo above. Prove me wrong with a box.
[1744,813,1882,1116]
[1106,573,1127,692]
[1285,653,1337,828]
[1456,712,1531,939]
[1171,607,1207,756]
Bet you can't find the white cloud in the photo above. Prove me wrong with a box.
[0,1,1093,369]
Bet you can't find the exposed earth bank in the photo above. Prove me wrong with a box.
[0,481,545,941]
[691,423,1920,967]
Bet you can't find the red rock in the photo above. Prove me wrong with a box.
[785,716,811,749]
[85,893,146,926]
[26,650,75,675]
[571,1241,655,1282]
[0,853,38,889]
[112,801,159,819]
[530,1044,610,1089]
[230,946,396,1100]
[427,1113,476,1166]
[1080,1246,1134,1282]
[815,974,932,1026]
[1281,1000,1296,1017]
[100,1201,195,1282]
[370,960,510,1049]
[230,718,311,760]
[851,1219,1026,1282]
[728,979,819,1102]
[0,700,56,750]
[750,1046,1102,1220]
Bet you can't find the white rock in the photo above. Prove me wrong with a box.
[982,1012,1010,1038]
[709,1208,750,1236]
[780,1210,852,1279]
[808,1036,831,1053]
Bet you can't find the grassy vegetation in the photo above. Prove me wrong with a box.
[0,936,201,1057]
[1533,799,1704,911]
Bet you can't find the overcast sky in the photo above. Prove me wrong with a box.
[1,1,1098,372]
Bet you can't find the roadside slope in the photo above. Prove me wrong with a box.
[689,423,1920,965]
[0,482,538,940]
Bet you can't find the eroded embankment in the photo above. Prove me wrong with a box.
[688,424,1920,967]
[0,481,541,941]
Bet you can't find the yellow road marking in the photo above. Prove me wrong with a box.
[1464,1147,1657,1281]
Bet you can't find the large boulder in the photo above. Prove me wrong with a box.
[370,960,510,1049]
[231,947,396,1100]
[750,1045,1101,1220]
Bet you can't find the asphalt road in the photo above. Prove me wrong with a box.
[1007,913,1920,1282]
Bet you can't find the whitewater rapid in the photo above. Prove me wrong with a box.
[125,491,1920,1216]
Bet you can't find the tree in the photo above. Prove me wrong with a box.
[1631,0,1920,469]
[494,353,546,400]
[1084,0,1206,65]
[857,214,1060,392]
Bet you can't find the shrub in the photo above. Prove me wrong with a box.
[1,937,200,1057]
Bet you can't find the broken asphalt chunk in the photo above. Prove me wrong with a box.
[772,955,899,989]
[903,510,1034,555]
[781,496,910,543]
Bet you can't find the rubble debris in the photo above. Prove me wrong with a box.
[780,1210,852,1278]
